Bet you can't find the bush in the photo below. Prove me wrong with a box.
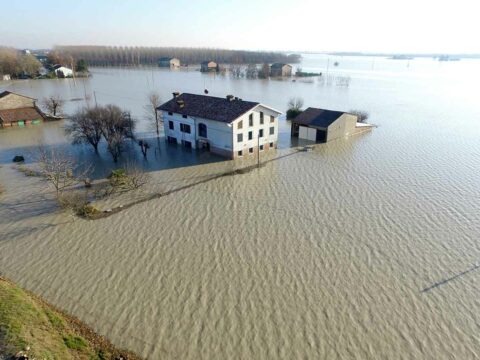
[287,108,302,120]
[108,169,128,188]
[75,204,100,218]
[12,155,25,163]
[63,335,87,350]
[349,109,370,123]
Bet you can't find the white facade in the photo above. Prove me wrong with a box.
[161,104,281,158]
[55,66,73,77]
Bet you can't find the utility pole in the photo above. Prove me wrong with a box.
[257,133,260,167]
[93,91,98,107]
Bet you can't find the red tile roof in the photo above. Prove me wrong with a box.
[0,107,44,124]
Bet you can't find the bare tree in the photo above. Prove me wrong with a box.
[65,107,103,153]
[100,105,136,162]
[35,146,90,197]
[144,92,161,136]
[287,97,304,120]
[138,140,150,158]
[229,64,243,78]
[42,95,64,117]
[245,64,258,79]
[258,63,270,79]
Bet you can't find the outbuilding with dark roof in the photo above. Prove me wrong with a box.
[291,107,359,143]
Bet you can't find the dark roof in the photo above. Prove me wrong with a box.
[0,91,37,100]
[271,63,291,68]
[293,107,346,128]
[0,107,44,124]
[158,93,259,123]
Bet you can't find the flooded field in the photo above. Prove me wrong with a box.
[1,54,480,359]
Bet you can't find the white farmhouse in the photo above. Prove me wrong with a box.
[158,92,282,159]
[53,65,73,78]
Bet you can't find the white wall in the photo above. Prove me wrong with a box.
[231,105,279,154]
[162,111,197,148]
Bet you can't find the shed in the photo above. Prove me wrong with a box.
[159,57,180,68]
[201,61,217,72]
[291,107,359,143]
[270,63,292,77]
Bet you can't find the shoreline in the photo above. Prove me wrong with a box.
[0,275,143,359]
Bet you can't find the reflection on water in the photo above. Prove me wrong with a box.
[1,54,480,359]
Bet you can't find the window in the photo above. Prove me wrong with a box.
[238,150,243,157]
[182,114,187,119]
[168,112,173,116]
[238,120,243,129]
[180,123,191,133]
[260,145,264,151]
[270,142,274,148]
[169,121,174,130]
[260,112,264,124]
[167,136,176,143]
[182,140,192,148]
[259,129,264,138]
[198,123,207,137]
[269,127,275,135]
[248,131,253,140]
[249,114,253,127]
[270,115,275,123]
[237,133,243,142]
[249,147,254,154]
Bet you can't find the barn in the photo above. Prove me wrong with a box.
[291,107,359,143]
[0,91,45,127]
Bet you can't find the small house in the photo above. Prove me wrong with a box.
[0,91,45,127]
[291,107,371,143]
[158,92,282,159]
[201,61,217,72]
[270,63,292,77]
[159,57,180,68]
[53,65,73,78]
[1,74,11,81]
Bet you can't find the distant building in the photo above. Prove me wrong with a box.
[53,65,73,78]
[35,55,49,64]
[1,74,11,81]
[201,61,217,72]
[158,92,282,159]
[270,63,292,77]
[0,91,45,127]
[291,107,372,142]
[158,57,181,68]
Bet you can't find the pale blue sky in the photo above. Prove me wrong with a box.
[1,0,478,53]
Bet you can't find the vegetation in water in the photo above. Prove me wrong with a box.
[286,97,304,120]
[349,109,370,123]
[54,45,301,66]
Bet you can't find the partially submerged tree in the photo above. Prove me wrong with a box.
[349,109,369,123]
[35,146,90,197]
[65,107,104,152]
[286,97,304,119]
[99,105,136,162]
[245,64,258,79]
[258,63,270,79]
[138,140,150,158]
[41,95,64,117]
[144,92,161,136]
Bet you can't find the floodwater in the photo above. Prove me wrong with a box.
[1,54,480,359]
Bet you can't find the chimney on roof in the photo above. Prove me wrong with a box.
[226,95,234,101]
[172,91,180,98]
[176,99,185,108]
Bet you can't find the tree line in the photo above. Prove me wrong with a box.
[55,46,301,66]
[0,47,42,77]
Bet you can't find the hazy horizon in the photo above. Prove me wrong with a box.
[1,0,479,54]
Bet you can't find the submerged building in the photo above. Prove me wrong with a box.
[0,91,45,127]
[291,107,372,142]
[158,92,282,159]
[159,57,180,68]
[270,63,292,77]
